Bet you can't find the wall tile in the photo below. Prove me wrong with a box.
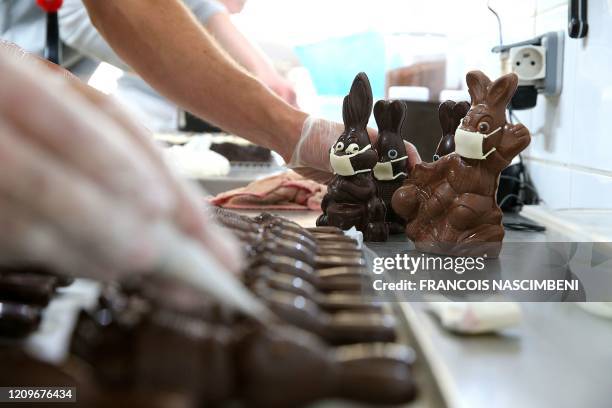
[568,0,612,173]
[523,159,572,209]
[536,0,568,14]
[523,39,577,163]
[570,169,612,209]
[535,4,568,34]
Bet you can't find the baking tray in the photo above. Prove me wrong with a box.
[307,245,448,408]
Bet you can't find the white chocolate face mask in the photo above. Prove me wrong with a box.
[373,156,407,180]
[454,120,501,160]
[329,144,372,176]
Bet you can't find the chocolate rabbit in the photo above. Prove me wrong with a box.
[391,71,531,258]
[373,100,409,234]
[317,73,388,242]
[434,100,470,161]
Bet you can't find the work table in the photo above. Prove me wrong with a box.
[239,209,612,408]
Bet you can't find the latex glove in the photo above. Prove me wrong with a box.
[0,44,267,317]
[288,116,422,183]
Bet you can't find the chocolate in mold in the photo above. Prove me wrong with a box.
[313,233,357,243]
[0,273,57,306]
[255,212,314,239]
[71,286,237,402]
[434,100,470,160]
[236,326,334,408]
[315,254,365,269]
[373,100,409,234]
[316,267,370,292]
[317,247,362,257]
[135,311,236,402]
[316,241,360,251]
[321,292,383,312]
[317,73,388,242]
[307,226,344,234]
[332,343,418,404]
[72,284,415,407]
[237,326,416,408]
[261,288,396,345]
[392,71,531,257]
[248,257,370,293]
[0,264,74,287]
[251,268,382,313]
[0,301,42,338]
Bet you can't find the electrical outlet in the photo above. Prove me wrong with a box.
[510,45,546,81]
[492,31,564,97]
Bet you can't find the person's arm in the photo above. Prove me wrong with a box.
[0,41,273,319]
[82,0,304,162]
[59,0,132,71]
[204,11,297,105]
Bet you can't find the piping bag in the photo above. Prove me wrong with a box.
[150,221,274,324]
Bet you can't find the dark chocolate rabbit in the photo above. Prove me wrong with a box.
[373,100,409,234]
[433,100,470,160]
[317,73,388,242]
[392,71,531,257]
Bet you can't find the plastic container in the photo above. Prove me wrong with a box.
[294,31,386,98]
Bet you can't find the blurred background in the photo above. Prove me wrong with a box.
[88,0,611,214]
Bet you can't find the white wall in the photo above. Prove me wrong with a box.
[515,0,612,210]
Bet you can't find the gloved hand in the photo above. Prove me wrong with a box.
[0,42,243,281]
[288,116,421,183]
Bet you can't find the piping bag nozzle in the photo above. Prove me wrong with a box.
[151,222,274,324]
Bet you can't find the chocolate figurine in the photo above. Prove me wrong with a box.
[317,73,388,242]
[71,282,417,407]
[434,100,470,161]
[392,71,531,257]
[373,100,409,234]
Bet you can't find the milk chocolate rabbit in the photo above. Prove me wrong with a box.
[317,73,388,242]
[391,71,531,257]
[373,100,409,234]
[434,100,470,161]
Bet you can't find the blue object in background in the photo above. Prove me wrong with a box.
[294,31,386,99]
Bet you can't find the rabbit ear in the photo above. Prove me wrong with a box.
[438,100,456,135]
[342,72,373,129]
[454,101,471,119]
[487,73,518,109]
[390,100,407,134]
[466,70,491,105]
[374,100,406,133]
[373,100,390,131]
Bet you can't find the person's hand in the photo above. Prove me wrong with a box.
[0,42,243,281]
[287,116,421,183]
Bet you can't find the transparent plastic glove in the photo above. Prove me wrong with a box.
[0,44,269,320]
[288,116,421,183]
[287,116,346,183]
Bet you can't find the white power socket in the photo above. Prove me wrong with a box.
[493,31,564,97]
[510,45,546,81]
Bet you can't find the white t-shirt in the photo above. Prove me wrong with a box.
[0,0,226,129]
